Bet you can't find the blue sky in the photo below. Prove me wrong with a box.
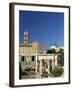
[19,10,64,50]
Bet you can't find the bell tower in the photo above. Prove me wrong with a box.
[24,31,28,45]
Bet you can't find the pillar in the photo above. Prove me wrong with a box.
[55,56,58,66]
[48,60,50,74]
[40,59,42,75]
[52,59,54,70]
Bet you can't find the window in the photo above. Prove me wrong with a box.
[25,34,27,37]
[21,56,24,61]
[32,56,35,61]
[21,56,26,61]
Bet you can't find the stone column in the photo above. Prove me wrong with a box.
[48,60,50,74]
[40,59,42,75]
[55,56,58,66]
[52,59,54,70]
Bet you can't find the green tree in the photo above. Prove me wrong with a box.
[58,49,64,66]
[46,49,56,54]
[46,49,53,54]
[51,66,64,77]
[51,49,56,54]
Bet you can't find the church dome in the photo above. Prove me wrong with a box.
[50,45,57,49]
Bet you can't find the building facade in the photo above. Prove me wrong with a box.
[19,31,58,79]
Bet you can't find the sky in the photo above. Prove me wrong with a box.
[19,10,64,50]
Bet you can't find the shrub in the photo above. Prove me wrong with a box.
[51,66,64,77]
[21,71,28,75]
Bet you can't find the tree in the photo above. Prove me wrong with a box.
[46,49,56,54]
[46,49,53,54]
[51,66,64,77]
[58,49,64,66]
[51,49,56,54]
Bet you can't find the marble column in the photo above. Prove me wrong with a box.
[48,60,50,74]
[40,59,42,75]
